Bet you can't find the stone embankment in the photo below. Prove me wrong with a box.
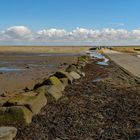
[0,55,89,140]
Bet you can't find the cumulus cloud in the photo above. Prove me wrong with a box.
[1,26,140,45]
[0,26,33,42]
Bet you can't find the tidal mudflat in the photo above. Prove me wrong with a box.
[0,46,88,96]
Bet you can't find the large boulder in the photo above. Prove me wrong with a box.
[46,85,63,101]
[0,127,17,140]
[35,85,63,102]
[0,97,10,107]
[77,56,89,68]
[6,92,47,115]
[66,64,85,77]
[46,76,62,85]
[54,71,73,84]
[33,76,65,91]
[69,71,81,80]
[77,60,86,68]
[46,76,65,91]
[78,56,89,63]
[59,78,69,88]
[66,64,79,72]
[0,106,33,125]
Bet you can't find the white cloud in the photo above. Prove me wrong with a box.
[0,26,33,42]
[4,26,31,36]
[1,26,140,45]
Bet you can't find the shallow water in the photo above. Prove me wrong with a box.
[88,51,109,66]
[0,67,24,72]
[28,64,56,68]
[38,53,85,57]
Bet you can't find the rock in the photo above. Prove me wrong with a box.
[77,60,86,68]
[46,85,63,101]
[35,85,48,94]
[69,71,81,80]
[78,56,89,63]
[46,76,65,91]
[66,64,83,76]
[25,66,30,69]
[0,127,17,140]
[35,85,63,102]
[6,92,47,115]
[66,64,78,72]
[33,76,65,91]
[54,71,73,84]
[0,106,33,125]
[0,97,10,107]
[77,56,89,68]
[47,76,62,85]
[81,72,85,77]
[59,78,69,88]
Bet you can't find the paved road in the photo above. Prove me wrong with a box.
[103,49,140,78]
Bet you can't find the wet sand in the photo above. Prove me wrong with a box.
[0,52,81,96]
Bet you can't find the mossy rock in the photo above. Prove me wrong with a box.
[0,106,33,125]
[77,60,86,68]
[0,126,17,140]
[46,85,63,101]
[69,71,81,80]
[47,76,63,85]
[66,64,78,72]
[78,56,88,63]
[6,92,47,115]
[60,78,69,88]
[0,97,10,107]
[54,71,73,84]
[35,85,49,94]
[66,64,83,76]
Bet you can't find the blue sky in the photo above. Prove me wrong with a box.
[0,0,140,30]
[0,0,140,45]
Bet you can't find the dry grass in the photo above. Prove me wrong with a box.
[111,46,140,53]
[0,46,90,53]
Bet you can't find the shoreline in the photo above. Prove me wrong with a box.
[14,56,140,140]
[0,53,79,96]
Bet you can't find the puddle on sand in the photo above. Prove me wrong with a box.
[88,51,109,66]
[0,67,24,72]
[38,53,85,57]
[28,64,56,68]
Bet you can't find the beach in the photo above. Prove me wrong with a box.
[0,46,89,96]
[14,51,140,140]
[0,46,140,140]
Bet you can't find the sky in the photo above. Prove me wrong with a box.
[0,0,140,46]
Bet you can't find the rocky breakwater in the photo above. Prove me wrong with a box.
[0,55,89,140]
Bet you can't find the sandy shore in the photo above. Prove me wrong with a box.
[0,46,90,96]
[0,46,90,53]
[0,52,80,96]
